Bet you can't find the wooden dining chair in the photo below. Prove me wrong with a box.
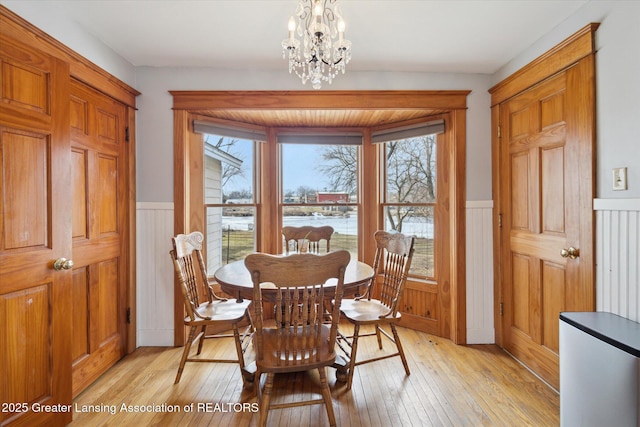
[282,225,334,253]
[336,230,415,390]
[244,250,350,427]
[170,231,253,386]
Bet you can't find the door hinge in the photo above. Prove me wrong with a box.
[497,125,501,139]
[125,126,130,142]
[498,213,503,228]
[126,307,131,324]
[500,302,504,316]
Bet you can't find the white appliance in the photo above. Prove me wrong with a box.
[560,312,640,427]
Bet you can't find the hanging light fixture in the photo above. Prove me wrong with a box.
[281,0,352,89]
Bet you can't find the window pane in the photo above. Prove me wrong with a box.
[282,206,358,258]
[282,143,357,202]
[204,135,254,203]
[206,206,256,272]
[385,135,436,203]
[281,142,359,258]
[203,133,256,274]
[384,205,434,278]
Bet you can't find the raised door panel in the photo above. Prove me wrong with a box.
[1,61,48,113]
[0,34,72,426]
[97,155,118,235]
[511,253,532,335]
[0,37,51,124]
[95,259,120,343]
[541,145,566,234]
[541,261,566,353]
[71,148,89,239]
[70,79,127,398]
[72,267,90,361]
[1,285,50,405]
[1,130,48,250]
[510,152,530,231]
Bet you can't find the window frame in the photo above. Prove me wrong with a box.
[379,132,439,280]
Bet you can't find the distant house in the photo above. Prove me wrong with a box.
[226,198,253,204]
[316,191,350,203]
[315,192,350,213]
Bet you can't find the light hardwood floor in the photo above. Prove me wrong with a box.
[70,325,559,426]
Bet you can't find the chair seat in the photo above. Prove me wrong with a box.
[340,298,402,324]
[186,299,251,324]
[257,324,336,373]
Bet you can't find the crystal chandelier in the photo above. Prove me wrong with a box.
[281,0,352,89]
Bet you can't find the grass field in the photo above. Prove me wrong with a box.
[221,229,434,277]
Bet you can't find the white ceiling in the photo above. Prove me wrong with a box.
[26,0,588,74]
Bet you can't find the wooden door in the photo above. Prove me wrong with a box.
[0,35,73,426]
[69,80,128,397]
[499,58,595,389]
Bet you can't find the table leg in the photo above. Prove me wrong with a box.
[332,354,349,382]
[241,362,257,387]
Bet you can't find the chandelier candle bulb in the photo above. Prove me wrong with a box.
[288,16,296,43]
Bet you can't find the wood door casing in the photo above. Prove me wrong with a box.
[69,79,128,397]
[489,23,599,388]
[0,34,73,426]
[498,58,595,389]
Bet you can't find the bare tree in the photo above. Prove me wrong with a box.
[296,185,316,202]
[317,145,357,194]
[385,135,436,232]
[318,136,435,231]
[205,135,244,189]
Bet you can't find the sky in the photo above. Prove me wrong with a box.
[218,138,332,194]
[281,144,332,193]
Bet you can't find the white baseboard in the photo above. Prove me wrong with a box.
[467,328,496,345]
[136,329,174,347]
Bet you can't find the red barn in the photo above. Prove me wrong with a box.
[316,192,350,203]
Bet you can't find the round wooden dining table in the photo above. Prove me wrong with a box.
[214,257,375,302]
[214,255,373,383]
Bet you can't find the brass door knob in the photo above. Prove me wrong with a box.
[53,258,74,270]
[560,247,579,259]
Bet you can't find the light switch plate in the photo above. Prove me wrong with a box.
[613,167,627,191]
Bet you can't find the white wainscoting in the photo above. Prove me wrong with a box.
[465,201,495,344]
[136,202,175,346]
[134,201,498,346]
[595,199,640,322]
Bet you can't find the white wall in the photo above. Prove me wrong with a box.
[0,0,136,87]
[134,68,493,203]
[493,0,640,200]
